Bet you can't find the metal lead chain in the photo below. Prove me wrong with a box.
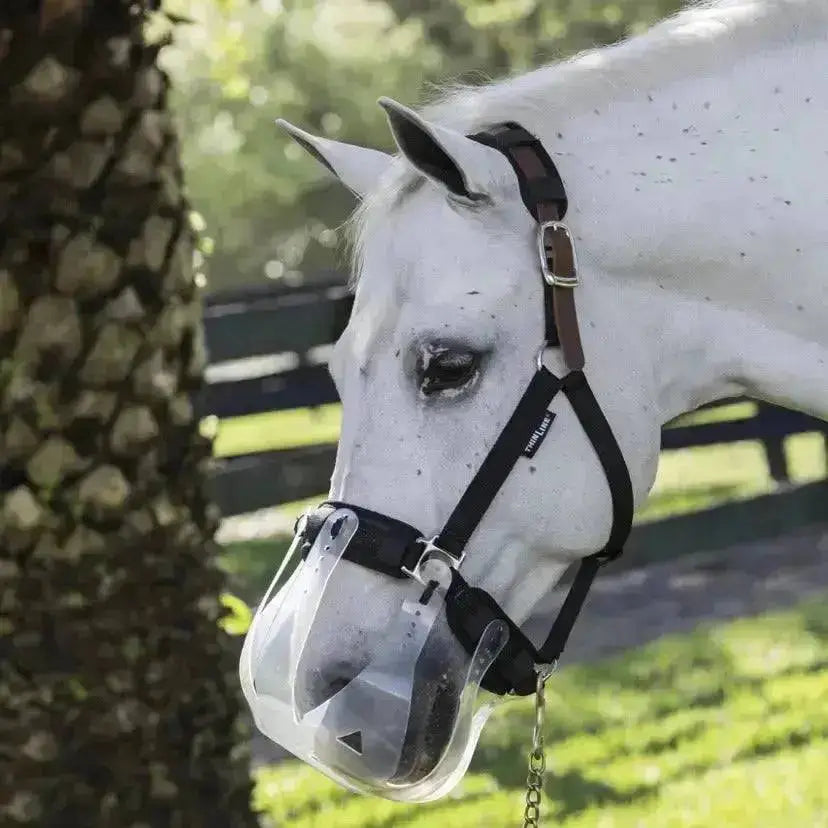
[523,667,552,827]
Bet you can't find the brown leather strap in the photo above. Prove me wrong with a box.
[468,125,586,371]
[537,202,585,371]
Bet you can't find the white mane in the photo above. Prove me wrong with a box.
[351,0,827,271]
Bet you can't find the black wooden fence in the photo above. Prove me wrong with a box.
[201,279,828,518]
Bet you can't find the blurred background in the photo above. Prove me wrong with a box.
[165,0,690,295]
[2,2,826,827]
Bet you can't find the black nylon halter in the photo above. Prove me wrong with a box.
[300,123,634,696]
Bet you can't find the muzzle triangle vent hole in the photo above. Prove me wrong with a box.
[338,730,363,754]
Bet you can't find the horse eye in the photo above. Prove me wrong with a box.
[416,345,480,397]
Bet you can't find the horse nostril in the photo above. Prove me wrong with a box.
[300,660,358,711]
[327,675,351,696]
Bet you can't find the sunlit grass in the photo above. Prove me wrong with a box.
[212,403,341,457]
[637,431,826,522]
[253,596,828,828]
[668,400,756,427]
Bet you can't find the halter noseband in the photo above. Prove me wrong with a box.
[300,123,634,696]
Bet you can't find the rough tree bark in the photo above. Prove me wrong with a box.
[0,2,258,826]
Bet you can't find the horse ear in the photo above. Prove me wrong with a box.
[276,119,392,199]
[377,97,506,201]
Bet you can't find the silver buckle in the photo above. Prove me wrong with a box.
[537,220,578,288]
[401,536,465,585]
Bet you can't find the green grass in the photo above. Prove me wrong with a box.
[212,404,342,457]
[253,595,828,828]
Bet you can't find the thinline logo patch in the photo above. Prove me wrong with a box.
[523,411,556,458]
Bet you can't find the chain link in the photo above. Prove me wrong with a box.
[523,665,554,827]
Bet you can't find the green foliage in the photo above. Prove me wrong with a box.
[219,591,254,634]
[163,0,690,292]
[253,595,828,826]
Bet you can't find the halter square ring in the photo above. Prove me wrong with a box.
[537,220,579,288]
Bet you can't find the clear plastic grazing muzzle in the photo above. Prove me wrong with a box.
[239,508,510,801]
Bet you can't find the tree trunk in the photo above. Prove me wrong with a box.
[0,3,258,826]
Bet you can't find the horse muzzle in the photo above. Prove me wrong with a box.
[239,506,509,802]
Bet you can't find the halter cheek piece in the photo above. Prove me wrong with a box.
[300,123,634,697]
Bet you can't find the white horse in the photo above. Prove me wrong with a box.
[267,0,828,789]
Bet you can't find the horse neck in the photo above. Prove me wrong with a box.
[533,32,828,423]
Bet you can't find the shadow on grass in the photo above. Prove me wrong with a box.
[472,602,828,819]
[547,770,646,819]
[800,600,828,639]
[533,694,828,821]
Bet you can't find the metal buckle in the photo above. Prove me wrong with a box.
[401,536,464,585]
[535,660,558,682]
[535,342,548,372]
[537,220,578,288]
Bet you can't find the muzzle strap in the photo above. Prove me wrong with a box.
[303,500,423,578]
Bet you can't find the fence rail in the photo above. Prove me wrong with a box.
[203,280,828,517]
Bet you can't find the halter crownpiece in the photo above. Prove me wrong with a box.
[240,122,634,800]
